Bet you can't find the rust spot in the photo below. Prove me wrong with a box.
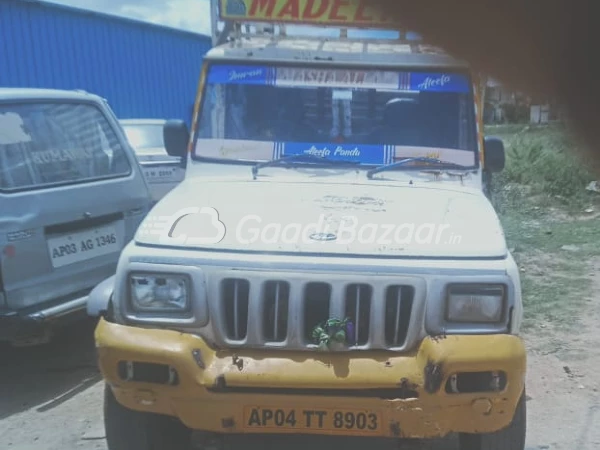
[232,355,244,371]
[424,360,444,394]
[221,417,235,428]
[192,349,205,369]
[214,375,227,390]
[431,330,448,343]
[397,378,419,398]
[389,421,401,437]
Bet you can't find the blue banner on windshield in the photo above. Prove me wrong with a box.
[207,64,471,93]
[207,65,276,85]
[409,73,471,93]
[277,142,394,165]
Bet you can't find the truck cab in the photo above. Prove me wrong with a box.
[93,8,525,450]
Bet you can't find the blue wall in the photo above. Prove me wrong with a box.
[0,0,212,126]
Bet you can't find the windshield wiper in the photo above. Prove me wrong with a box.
[366,157,470,180]
[252,154,360,179]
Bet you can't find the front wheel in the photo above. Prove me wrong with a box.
[104,384,191,450]
[459,390,526,450]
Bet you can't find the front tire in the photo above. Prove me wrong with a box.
[459,390,526,450]
[104,384,191,450]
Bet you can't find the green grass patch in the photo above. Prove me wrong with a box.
[500,204,599,331]
[517,256,591,331]
[502,213,600,256]
[486,123,597,213]
[487,123,600,332]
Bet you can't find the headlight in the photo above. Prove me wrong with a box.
[446,284,506,323]
[129,273,190,313]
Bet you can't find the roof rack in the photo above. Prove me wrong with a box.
[210,0,419,47]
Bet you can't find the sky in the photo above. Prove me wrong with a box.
[47,0,214,35]
[45,0,415,40]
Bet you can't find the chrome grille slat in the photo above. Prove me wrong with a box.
[233,280,240,341]
[393,287,402,346]
[369,284,387,348]
[217,272,418,351]
[286,282,304,346]
[273,282,280,341]
[246,279,263,345]
[354,285,361,345]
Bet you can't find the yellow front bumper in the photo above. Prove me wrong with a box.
[95,319,527,439]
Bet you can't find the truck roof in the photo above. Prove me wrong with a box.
[204,35,470,70]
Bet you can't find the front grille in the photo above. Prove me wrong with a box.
[219,276,416,351]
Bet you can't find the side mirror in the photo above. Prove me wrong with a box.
[483,136,505,173]
[163,119,190,158]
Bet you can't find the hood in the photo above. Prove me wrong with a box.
[136,179,507,258]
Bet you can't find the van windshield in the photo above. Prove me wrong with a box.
[122,123,165,150]
[0,102,131,192]
[194,63,478,167]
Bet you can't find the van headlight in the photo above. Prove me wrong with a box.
[446,284,506,323]
[129,273,190,313]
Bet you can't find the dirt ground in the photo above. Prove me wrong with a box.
[1,263,599,450]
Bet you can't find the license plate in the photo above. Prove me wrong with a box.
[243,406,383,435]
[47,223,121,269]
[142,166,179,183]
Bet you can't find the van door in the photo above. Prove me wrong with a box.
[0,100,149,313]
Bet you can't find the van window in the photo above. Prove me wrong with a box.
[0,102,131,192]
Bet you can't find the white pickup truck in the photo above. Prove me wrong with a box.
[89,10,525,450]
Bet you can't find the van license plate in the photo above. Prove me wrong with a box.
[143,167,178,182]
[243,406,383,435]
[47,223,120,269]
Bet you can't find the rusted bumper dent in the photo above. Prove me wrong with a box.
[95,319,527,439]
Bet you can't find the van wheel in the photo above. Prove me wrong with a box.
[458,390,526,450]
[104,384,191,450]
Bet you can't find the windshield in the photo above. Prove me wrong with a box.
[194,63,479,168]
[122,123,164,150]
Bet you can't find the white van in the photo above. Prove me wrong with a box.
[120,118,186,204]
[0,88,152,346]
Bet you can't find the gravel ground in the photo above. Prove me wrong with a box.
[1,265,599,450]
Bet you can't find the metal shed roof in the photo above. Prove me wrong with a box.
[0,0,212,125]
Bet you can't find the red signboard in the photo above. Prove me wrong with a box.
[219,0,393,28]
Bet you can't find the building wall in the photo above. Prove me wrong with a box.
[0,0,212,126]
